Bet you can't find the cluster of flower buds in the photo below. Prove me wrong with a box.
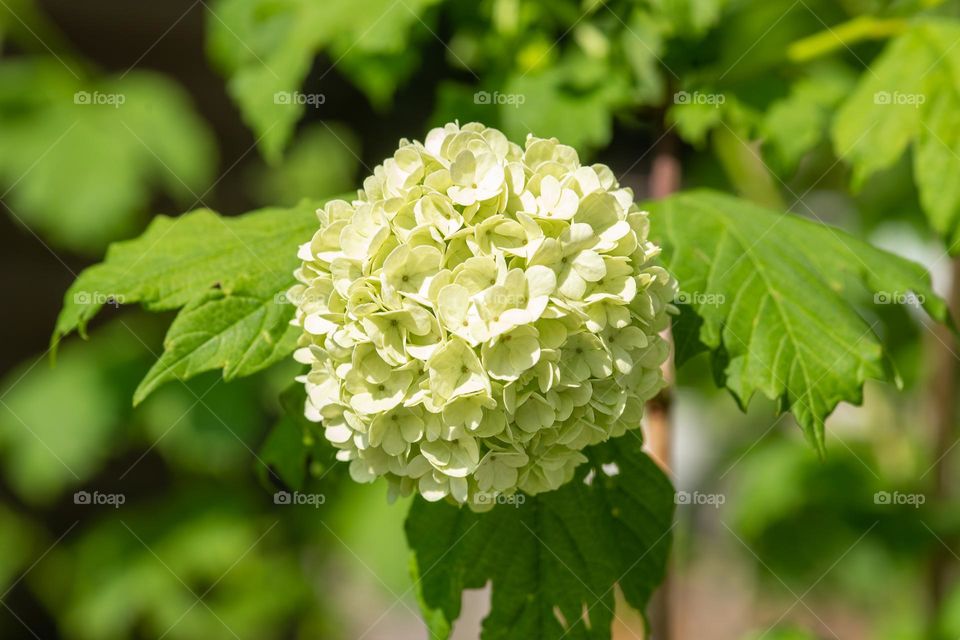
[291,122,675,510]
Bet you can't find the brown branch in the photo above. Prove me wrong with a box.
[643,130,680,640]
[927,256,960,629]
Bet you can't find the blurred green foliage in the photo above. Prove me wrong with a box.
[0,57,215,254]
[4,0,960,637]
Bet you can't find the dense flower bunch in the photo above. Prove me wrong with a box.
[290,122,675,509]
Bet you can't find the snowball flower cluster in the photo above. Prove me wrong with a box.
[290,122,675,510]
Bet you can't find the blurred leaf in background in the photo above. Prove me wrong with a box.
[32,493,316,640]
[0,504,42,592]
[0,58,216,254]
[247,122,361,207]
[501,54,633,153]
[760,62,855,176]
[257,382,340,491]
[834,19,960,250]
[206,0,441,162]
[0,321,150,504]
[5,0,960,637]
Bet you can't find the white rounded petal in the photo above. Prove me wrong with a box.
[572,251,606,282]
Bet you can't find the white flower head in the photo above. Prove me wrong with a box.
[291,122,676,510]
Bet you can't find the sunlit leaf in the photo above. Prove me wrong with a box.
[53,200,323,403]
[833,20,960,248]
[649,189,947,452]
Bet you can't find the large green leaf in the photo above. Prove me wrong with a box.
[648,190,947,452]
[0,58,216,253]
[53,200,321,402]
[206,0,440,162]
[833,20,960,248]
[406,435,674,640]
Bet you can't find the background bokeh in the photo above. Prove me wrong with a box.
[1,0,959,638]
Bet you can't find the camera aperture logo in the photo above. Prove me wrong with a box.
[274,490,326,508]
[74,490,125,508]
[675,490,725,508]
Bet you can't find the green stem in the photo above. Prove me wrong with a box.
[787,16,908,63]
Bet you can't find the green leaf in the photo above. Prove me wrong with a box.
[0,321,149,503]
[33,492,314,640]
[133,283,300,404]
[832,24,930,183]
[619,10,667,105]
[406,436,674,640]
[712,124,784,209]
[649,0,725,37]
[501,58,631,154]
[334,48,424,110]
[0,505,42,592]
[787,15,907,62]
[205,0,441,162]
[248,122,361,207]
[0,58,217,253]
[648,190,947,452]
[257,383,338,490]
[761,63,855,174]
[138,372,269,476]
[913,22,960,250]
[53,200,322,402]
[668,98,724,147]
[0,0,81,63]
[833,20,960,248]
